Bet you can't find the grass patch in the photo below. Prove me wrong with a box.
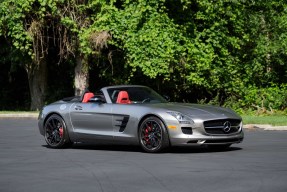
[242,115,287,126]
[0,111,39,114]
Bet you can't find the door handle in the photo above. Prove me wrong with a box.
[74,105,83,110]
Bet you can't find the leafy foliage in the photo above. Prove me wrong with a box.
[86,0,186,80]
[0,0,287,111]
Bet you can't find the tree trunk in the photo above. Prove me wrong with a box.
[74,55,89,96]
[27,59,47,111]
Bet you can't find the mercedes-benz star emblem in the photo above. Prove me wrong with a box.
[223,121,231,133]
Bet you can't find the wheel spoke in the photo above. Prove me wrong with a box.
[47,134,53,142]
[55,132,61,142]
[47,121,54,130]
[150,138,156,147]
[49,134,55,144]
[51,119,57,129]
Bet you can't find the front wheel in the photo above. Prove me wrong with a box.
[139,116,169,153]
[44,114,71,148]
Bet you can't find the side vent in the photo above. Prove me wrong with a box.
[115,116,130,132]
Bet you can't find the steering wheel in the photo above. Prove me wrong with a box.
[142,98,151,103]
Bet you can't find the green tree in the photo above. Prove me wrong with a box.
[242,0,287,86]
[0,0,110,109]
[1,0,287,111]
[0,0,50,110]
[59,0,111,96]
[87,0,188,85]
[90,0,249,99]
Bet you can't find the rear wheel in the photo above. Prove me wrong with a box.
[139,117,169,153]
[44,114,71,148]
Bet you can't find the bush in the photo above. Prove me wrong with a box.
[223,84,287,115]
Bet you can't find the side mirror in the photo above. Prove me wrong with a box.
[88,96,106,103]
[163,95,170,102]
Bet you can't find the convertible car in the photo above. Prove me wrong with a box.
[38,85,244,152]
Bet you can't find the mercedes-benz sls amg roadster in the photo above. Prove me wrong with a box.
[38,85,244,152]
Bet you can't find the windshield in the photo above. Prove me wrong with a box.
[107,86,168,104]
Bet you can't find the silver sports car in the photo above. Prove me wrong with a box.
[38,85,244,152]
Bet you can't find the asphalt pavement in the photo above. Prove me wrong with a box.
[0,117,287,192]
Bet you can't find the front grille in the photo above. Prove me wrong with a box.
[203,119,241,135]
[181,127,193,135]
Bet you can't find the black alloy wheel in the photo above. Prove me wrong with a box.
[139,116,169,153]
[44,114,71,148]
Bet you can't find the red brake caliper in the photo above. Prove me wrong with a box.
[144,123,152,144]
[59,127,63,138]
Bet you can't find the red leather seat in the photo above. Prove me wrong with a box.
[82,92,95,103]
[116,91,131,104]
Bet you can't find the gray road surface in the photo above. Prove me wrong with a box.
[0,118,286,192]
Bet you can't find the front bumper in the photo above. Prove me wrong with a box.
[170,133,244,146]
[167,121,244,146]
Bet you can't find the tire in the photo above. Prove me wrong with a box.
[139,116,169,153]
[208,144,231,151]
[44,114,72,148]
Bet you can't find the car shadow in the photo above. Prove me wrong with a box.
[167,146,242,154]
[42,144,142,152]
[73,144,143,152]
[42,144,242,154]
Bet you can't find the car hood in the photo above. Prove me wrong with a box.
[151,102,241,120]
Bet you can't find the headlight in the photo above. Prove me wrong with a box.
[167,111,194,124]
